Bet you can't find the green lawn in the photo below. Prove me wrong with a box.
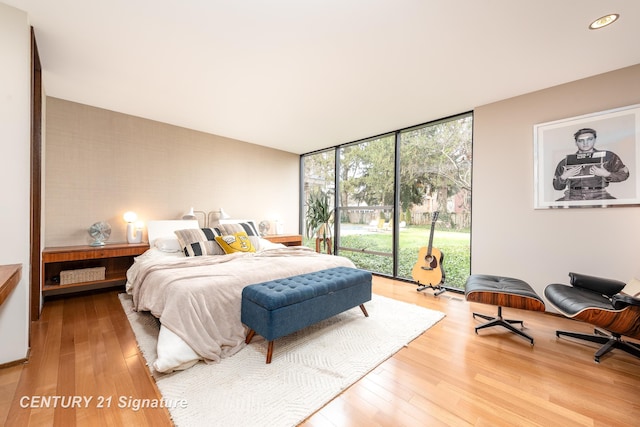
[303,225,470,289]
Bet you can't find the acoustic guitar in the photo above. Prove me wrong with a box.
[412,211,445,295]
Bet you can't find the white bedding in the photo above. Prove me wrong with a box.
[126,243,356,373]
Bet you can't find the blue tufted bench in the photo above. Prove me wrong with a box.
[241,266,372,363]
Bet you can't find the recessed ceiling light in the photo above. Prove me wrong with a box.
[589,14,619,30]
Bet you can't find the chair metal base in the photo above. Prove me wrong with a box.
[556,328,640,363]
[472,306,534,345]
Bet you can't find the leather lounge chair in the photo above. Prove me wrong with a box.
[544,272,640,363]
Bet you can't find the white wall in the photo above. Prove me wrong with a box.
[472,64,640,307]
[0,4,31,364]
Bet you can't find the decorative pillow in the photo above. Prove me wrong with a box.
[214,231,256,254]
[213,222,261,250]
[154,236,182,253]
[201,228,226,255]
[174,228,224,256]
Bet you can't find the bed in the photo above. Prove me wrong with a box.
[126,219,356,373]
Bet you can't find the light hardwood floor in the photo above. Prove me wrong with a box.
[1,276,639,426]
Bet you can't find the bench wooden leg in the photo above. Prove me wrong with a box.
[246,330,274,363]
[359,304,369,317]
[266,341,274,364]
[245,329,256,344]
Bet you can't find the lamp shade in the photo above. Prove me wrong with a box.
[182,207,197,220]
[123,211,137,223]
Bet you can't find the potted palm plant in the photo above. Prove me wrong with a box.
[305,189,333,253]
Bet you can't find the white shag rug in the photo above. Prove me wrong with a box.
[119,293,445,427]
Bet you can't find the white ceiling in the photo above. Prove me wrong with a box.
[5,1,640,154]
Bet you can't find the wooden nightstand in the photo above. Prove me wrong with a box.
[264,234,303,246]
[42,242,149,297]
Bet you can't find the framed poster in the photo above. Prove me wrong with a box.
[533,104,640,208]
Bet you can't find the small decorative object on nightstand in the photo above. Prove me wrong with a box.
[123,211,143,243]
[88,221,111,246]
[259,220,270,236]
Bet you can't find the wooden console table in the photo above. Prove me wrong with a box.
[0,264,21,307]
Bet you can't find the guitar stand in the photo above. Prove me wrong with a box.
[416,283,446,296]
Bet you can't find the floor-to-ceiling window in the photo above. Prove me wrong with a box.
[397,114,472,288]
[337,135,396,276]
[301,149,335,254]
[301,112,472,290]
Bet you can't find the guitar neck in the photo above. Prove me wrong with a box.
[426,211,439,256]
[426,223,435,255]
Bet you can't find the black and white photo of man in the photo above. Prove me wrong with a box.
[552,127,630,201]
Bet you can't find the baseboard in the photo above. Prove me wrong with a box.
[0,347,30,369]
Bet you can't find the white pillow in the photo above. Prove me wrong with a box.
[257,238,285,251]
[154,236,182,253]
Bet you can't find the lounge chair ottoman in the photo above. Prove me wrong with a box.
[465,274,546,345]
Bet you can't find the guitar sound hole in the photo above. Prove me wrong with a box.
[426,255,437,267]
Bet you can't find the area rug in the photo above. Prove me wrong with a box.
[119,293,445,427]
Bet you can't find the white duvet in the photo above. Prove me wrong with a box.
[126,245,355,373]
